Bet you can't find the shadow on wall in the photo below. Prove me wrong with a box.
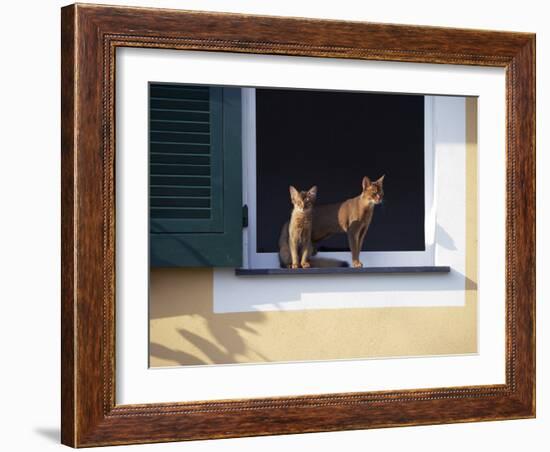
[436,223,457,251]
[149,342,207,366]
[149,268,267,366]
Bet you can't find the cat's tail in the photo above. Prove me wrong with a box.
[308,257,349,268]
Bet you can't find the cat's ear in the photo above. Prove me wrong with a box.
[362,176,372,191]
[307,186,318,201]
[289,185,300,203]
[375,174,385,186]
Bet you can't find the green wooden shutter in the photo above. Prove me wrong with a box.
[149,83,242,267]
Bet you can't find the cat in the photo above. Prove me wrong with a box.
[278,186,317,269]
[311,175,385,268]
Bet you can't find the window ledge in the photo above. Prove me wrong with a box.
[235,266,451,276]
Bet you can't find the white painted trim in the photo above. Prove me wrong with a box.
[424,96,437,262]
[241,88,257,269]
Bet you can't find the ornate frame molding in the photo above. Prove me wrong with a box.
[61,4,535,447]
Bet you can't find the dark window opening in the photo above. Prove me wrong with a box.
[255,88,425,253]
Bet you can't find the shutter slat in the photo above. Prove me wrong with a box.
[151,195,211,198]
[150,153,210,165]
[151,110,210,122]
[150,99,209,111]
[150,186,211,197]
[150,132,210,144]
[150,130,210,136]
[150,142,210,154]
[150,84,208,91]
[150,85,209,99]
[151,122,210,133]
[150,175,210,186]
[151,163,211,176]
[151,208,211,219]
[152,206,210,210]
[151,96,209,103]
[151,119,210,124]
[151,197,211,208]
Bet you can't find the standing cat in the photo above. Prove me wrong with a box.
[278,186,317,269]
[312,175,384,268]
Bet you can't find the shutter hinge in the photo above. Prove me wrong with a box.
[242,204,249,228]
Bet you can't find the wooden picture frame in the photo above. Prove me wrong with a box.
[61,3,535,447]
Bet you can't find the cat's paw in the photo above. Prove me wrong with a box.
[352,260,363,268]
[301,262,311,269]
[291,264,299,269]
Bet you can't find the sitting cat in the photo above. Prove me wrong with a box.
[278,186,317,269]
[312,175,385,268]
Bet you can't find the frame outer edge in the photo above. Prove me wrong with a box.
[60,3,537,447]
[61,3,77,448]
[514,35,536,416]
[531,35,536,417]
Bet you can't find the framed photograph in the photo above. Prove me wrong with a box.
[61,3,535,447]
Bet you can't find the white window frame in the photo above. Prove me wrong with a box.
[242,88,437,269]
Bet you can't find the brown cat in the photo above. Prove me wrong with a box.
[312,175,384,268]
[278,186,317,269]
